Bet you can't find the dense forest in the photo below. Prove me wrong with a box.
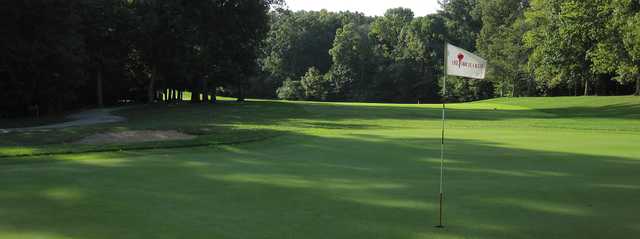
[1,0,639,117]
[256,0,640,103]
[0,0,279,117]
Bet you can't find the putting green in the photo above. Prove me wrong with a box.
[1,96,639,238]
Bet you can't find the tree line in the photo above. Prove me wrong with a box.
[0,0,278,117]
[1,0,638,118]
[252,0,639,103]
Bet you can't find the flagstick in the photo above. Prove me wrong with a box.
[438,94,446,228]
[436,42,447,229]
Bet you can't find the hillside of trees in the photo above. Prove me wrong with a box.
[255,0,640,103]
[0,0,279,117]
[1,0,639,118]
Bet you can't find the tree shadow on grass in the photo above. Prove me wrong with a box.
[112,100,633,126]
[1,131,639,239]
[3,98,639,153]
[271,100,640,121]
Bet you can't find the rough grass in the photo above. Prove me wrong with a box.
[0,96,639,239]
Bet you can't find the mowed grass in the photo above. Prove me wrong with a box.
[1,96,639,239]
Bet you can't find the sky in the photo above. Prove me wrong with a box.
[283,0,441,17]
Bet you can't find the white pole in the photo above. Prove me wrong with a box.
[440,81,446,193]
[437,42,447,228]
[440,79,446,194]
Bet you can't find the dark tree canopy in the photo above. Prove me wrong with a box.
[0,0,277,117]
[1,0,638,118]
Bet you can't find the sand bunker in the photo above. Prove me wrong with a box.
[77,130,195,145]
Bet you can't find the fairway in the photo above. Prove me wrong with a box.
[1,96,639,239]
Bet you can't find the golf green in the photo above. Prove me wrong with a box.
[1,96,639,238]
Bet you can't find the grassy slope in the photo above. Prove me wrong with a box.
[0,97,286,156]
[0,96,639,239]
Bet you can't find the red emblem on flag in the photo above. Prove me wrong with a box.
[457,53,464,68]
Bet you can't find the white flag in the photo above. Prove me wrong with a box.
[446,43,487,79]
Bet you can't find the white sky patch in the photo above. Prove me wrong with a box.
[283,0,441,17]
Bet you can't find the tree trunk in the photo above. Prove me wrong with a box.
[635,77,640,96]
[190,90,198,102]
[96,70,104,108]
[148,67,157,103]
[583,79,589,96]
[420,61,426,101]
[190,90,197,102]
[526,76,532,97]
[191,77,200,103]
[237,85,245,102]
[202,79,208,103]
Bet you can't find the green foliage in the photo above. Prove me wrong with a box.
[329,23,363,68]
[328,22,372,101]
[300,67,329,100]
[0,0,87,115]
[589,0,640,95]
[4,0,640,119]
[263,2,489,103]
[369,8,415,59]
[0,0,277,117]
[324,65,355,100]
[440,0,483,51]
[476,0,530,97]
[260,9,345,96]
[264,8,455,102]
[366,8,450,102]
[523,0,639,96]
[276,78,304,100]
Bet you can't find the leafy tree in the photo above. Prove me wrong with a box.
[261,10,343,94]
[80,0,135,107]
[369,8,415,59]
[276,78,304,100]
[589,0,640,95]
[523,0,630,96]
[211,0,273,102]
[397,16,447,101]
[557,0,605,95]
[439,0,488,101]
[328,22,372,100]
[300,67,328,100]
[523,0,563,95]
[476,0,530,97]
[0,0,86,115]
[324,64,355,100]
[134,0,185,103]
[368,8,426,102]
[0,0,280,117]
[440,0,482,50]
[330,23,362,68]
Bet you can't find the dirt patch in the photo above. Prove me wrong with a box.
[76,130,196,145]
